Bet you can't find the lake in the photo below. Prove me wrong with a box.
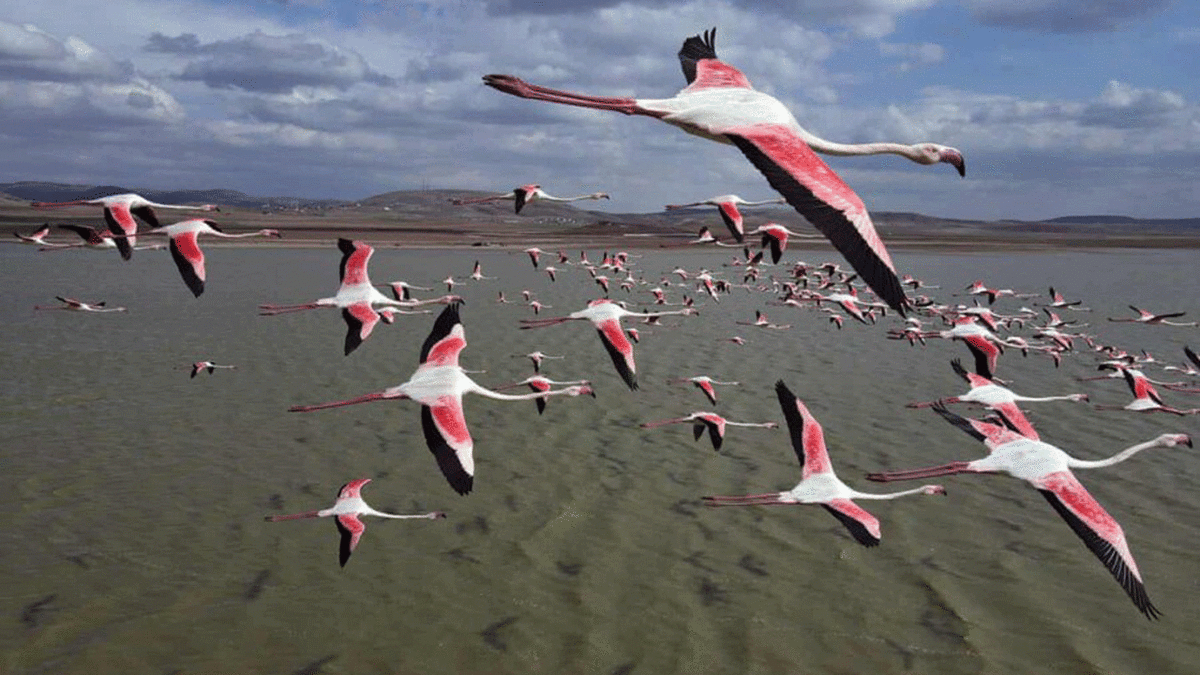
[2,241,1198,674]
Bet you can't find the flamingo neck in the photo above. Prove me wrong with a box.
[1068,438,1168,470]
[798,134,923,161]
[852,485,938,500]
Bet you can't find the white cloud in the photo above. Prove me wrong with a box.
[0,20,130,81]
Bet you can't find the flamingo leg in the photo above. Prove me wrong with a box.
[482,75,659,117]
[259,303,322,315]
[864,462,971,482]
[288,391,399,412]
[702,493,784,506]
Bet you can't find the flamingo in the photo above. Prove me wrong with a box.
[32,193,219,260]
[288,303,595,495]
[665,195,785,242]
[736,309,791,330]
[867,402,1192,618]
[452,184,609,214]
[41,224,117,251]
[259,239,414,355]
[381,280,433,302]
[485,29,967,312]
[12,224,51,245]
[703,381,946,546]
[190,361,236,378]
[920,318,1004,379]
[746,222,813,264]
[641,411,777,450]
[1042,286,1090,311]
[513,351,564,373]
[34,296,127,313]
[469,260,495,282]
[1092,365,1200,416]
[519,298,697,390]
[668,375,740,405]
[494,375,594,415]
[113,219,280,297]
[264,478,445,567]
[1107,306,1197,327]
[524,247,545,268]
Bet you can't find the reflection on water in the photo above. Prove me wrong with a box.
[1,243,1198,674]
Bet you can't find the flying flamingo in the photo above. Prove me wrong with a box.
[736,309,791,330]
[494,375,594,415]
[40,224,117,251]
[288,303,595,495]
[703,381,946,546]
[513,351,564,373]
[485,29,967,311]
[920,317,1004,379]
[259,239,415,355]
[452,184,609,214]
[746,222,813,264]
[867,402,1192,618]
[381,280,433,301]
[641,411,777,450]
[668,375,740,405]
[1042,286,1090,311]
[519,298,697,390]
[12,224,51,245]
[112,219,280,297]
[665,195,785,242]
[32,193,219,260]
[1091,365,1200,416]
[190,361,237,378]
[1107,306,1197,327]
[265,478,445,567]
[469,260,495,282]
[34,296,127,313]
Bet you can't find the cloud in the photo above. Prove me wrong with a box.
[963,0,1170,33]
[878,41,945,72]
[0,20,131,82]
[149,31,396,93]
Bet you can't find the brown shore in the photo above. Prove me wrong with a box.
[3,196,1198,251]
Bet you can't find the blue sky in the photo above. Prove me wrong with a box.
[1,0,1196,220]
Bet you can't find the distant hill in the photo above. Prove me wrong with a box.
[0,182,346,210]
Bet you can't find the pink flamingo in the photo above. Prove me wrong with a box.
[642,411,777,450]
[513,351,564,373]
[265,478,445,567]
[40,224,118,251]
[746,222,813,264]
[190,361,236,378]
[13,224,51,245]
[453,184,609,214]
[668,375,740,405]
[289,303,595,495]
[259,239,416,355]
[1042,286,1090,311]
[665,194,785,242]
[34,296,127,313]
[118,219,279,297]
[920,317,1004,379]
[867,402,1192,618]
[495,375,594,415]
[1092,365,1200,415]
[704,381,946,546]
[1107,306,1197,327]
[32,193,218,260]
[519,298,697,390]
[381,280,433,301]
[485,29,966,312]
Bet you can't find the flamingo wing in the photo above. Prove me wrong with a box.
[761,229,785,265]
[823,499,881,547]
[337,238,373,287]
[59,224,101,245]
[989,401,1039,441]
[695,379,718,405]
[168,230,206,297]
[595,317,638,390]
[513,187,530,214]
[716,202,745,242]
[696,416,724,450]
[103,204,138,260]
[931,402,1024,449]
[1033,470,1158,619]
[334,514,366,567]
[421,401,474,495]
[129,204,161,228]
[419,302,467,366]
[1185,346,1200,370]
[961,334,1000,379]
[342,303,381,356]
[775,380,832,479]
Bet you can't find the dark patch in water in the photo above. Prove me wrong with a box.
[299,483,319,496]
[683,551,717,573]
[738,554,768,577]
[698,578,726,606]
[374,469,390,479]
[291,654,336,675]
[455,515,489,535]
[669,499,698,518]
[445,547,480,564]
[665,471,692,487]
[504,494,520,512]
[245,569,270,601]
[65,553,90,569]
[267,493,284,510]
[21,594,56,628]
[611,662,636,675]
[480,616,519,651]
[916,581,969,643]
[883,638,915,670]
[557,561,582,577]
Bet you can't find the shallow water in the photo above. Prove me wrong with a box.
[2,242,1199,674]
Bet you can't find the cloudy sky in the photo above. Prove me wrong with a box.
[1,0,1196,220]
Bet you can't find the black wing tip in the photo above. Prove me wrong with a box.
[950,358,968,381]
[420,406,474,495]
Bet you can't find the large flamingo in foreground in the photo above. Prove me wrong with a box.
[288,303,595,495]
[265,478,445,567]
[519,298,697,390]
[703,381,946,546]
[867,402,1192,618]
[32,193,219,260]
[485,29,966,312]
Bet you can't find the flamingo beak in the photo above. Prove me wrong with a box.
[942,150,966,177]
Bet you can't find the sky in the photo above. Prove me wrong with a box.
[1,0,1197,220]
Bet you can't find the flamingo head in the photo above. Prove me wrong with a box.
[913,143,966,177]
[1157,433,1192,448]
[591,192,610,200]
[260,229,282,238]
[922,485,948,496]
[200,204,221,212]
[1069,393,1090,402]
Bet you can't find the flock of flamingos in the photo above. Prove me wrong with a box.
[17,29,1198,622]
